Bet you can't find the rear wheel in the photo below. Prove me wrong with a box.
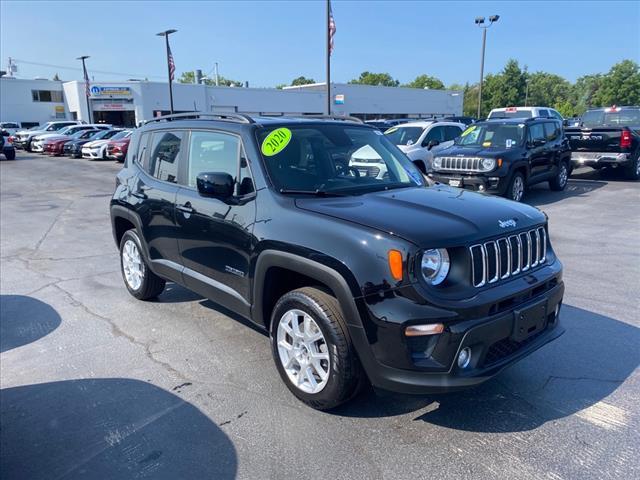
[624,153,640,180]
[4,149,15,160]
[119,229,166,300]
[505,171,526,202]
[270,287,364,410]
[549,160,569,191]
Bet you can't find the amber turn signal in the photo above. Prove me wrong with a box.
[405,323,445,337]
[388,249,403,281]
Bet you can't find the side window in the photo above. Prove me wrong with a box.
[135,132,150,168]
[187,131,240,188]
[543,122,559,141]
[148,131,183,184]
[538,109,549,118]
[528,123,545,142]
[445,125,463,141]
[423,126,445,144]
[238,145,255,196]
[550,110,563,121]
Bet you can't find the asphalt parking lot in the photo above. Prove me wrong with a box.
[1,153,638,480]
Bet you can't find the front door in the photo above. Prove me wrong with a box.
[527,122,550,181]
[174,130,256,317]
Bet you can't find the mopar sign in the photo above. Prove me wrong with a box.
[90,86,132,97]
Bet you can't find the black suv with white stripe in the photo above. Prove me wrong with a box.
[110,113,564,409]
[429,118,571,201]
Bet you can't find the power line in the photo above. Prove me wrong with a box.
[11,58,166,80]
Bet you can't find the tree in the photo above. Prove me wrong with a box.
[572,74,603,113]
[178,71,242,87]
[525,72,572,111]
[592,60,640,107]
[291,76,316,86]
[52,73,61,81]
[349,71,399,87]
[404,74,444,90]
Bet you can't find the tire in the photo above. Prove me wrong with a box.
[270,287,364,410]
[119,229,166,300]
[4,150,15,160]
[549,160,569,191]
[25,140,32,152]
[624,152,640,181]
[505,171,526,202]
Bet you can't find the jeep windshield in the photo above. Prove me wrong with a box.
[384,126,425,146]
[257,124,425,195]
[455,123,525,148]
[580,108,640,128]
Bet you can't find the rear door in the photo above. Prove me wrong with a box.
[130,129,184,283]
[174,130,257,316]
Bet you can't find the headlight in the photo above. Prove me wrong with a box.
[421,248,450,285]
[481,158,496,171]
[432,157,442,170]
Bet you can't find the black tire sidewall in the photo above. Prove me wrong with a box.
[270,292,352,409]
[119,230,150,298]
[506,171,525,201]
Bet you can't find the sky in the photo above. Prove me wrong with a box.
[1,0,639,87]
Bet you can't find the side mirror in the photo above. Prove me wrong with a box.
[425,139,439,150]
[562,119,569,127]
[196,172,234,199]
[530,138,546,148]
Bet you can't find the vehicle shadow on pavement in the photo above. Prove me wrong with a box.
[0,378,237,480]
[0,295,62,353]
[525,178,607,207]
[336,305,639,432]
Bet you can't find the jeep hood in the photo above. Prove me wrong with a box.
[295,186,545,246]
[436,145,516,157]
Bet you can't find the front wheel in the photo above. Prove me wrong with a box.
[270,287,364,410]
[119,229,166,300]
[549,160,569,191]
[505,171,526,202]
[4,150,16,160]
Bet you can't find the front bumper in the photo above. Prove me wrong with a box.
[82,148,101,159]
[350,265,564,394]
[571,151,631,167]
[428,172,507,194]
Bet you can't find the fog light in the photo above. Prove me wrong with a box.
[457,347,471,368]
[554,303,561,318]
[405,323,444,337]
[478,185,485,191]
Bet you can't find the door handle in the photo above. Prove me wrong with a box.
[131,186,150,199]
[176,202,194,214]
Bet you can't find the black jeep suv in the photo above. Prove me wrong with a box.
[429,118,571,201]
[110,113,565,410]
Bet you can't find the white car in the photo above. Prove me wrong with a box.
[82,129,124,160]
[14,121,83,151]
[488,106,564,122]
[0,122,21,136]
[383,121,466,173]
[31,124,111,153]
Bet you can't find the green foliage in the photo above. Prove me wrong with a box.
[291,76,316,86]
[404,74,445,90]
[592,60,640,107]
[178,71,242,87]
[349,71,399,87]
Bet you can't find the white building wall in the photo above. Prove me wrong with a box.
[0,77,69,126]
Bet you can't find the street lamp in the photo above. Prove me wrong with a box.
[475,14,499,118]
[156,29,177,114]
[525,78,530,107]
[77,55,92,123]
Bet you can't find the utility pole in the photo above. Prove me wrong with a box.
[475,15,500,119]
[77,55,92,123]
[214,62,220,86]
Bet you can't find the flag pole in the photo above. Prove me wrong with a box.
[157,29,177,115]
[326,0,331,115]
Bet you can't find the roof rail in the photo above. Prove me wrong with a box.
[299,114,364,124]
[143,112,255,125]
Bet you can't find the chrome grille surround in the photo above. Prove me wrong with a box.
[470,227,547,288]
[435,156,485,172]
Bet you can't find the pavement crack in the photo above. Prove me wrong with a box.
[540,375,625,391]
[51,283,192,382]
[33,199,75,252]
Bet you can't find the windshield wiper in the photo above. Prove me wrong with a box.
[279,189,348,197]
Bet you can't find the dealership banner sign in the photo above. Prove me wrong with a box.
[90,86,133,97]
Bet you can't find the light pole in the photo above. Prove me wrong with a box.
[77,55,92,123]
[475,14,499,119]
[156,29,177,114]
[525,78,530,106]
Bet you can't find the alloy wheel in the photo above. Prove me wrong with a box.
[276,309,330,394]
[512,176,524,201]
[122,239,144,290]
[559,164,568,187]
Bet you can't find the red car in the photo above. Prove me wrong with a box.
[106,130,133,162]
[44,138,72,156]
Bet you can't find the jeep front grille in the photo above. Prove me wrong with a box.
[437,156,485,172]
[356,166,381,178]
[469,227,547,287]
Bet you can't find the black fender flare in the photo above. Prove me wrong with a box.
[110,205,151,260]
[252,250,364,330]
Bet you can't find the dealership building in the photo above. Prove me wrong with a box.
[1,76,462,128]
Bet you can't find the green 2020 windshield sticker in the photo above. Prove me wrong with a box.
[261,128,292,156]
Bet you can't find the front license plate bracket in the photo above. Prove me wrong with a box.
[512,299,547,342]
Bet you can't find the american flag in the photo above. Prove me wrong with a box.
[82,62,90,98]
[328,1,336,56]
[168,44,176,82]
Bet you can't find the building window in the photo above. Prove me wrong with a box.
[31,90,63,103]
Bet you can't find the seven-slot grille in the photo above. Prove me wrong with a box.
[469,227,547,287]
[356,166,381,178]
[437,156,485,172]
